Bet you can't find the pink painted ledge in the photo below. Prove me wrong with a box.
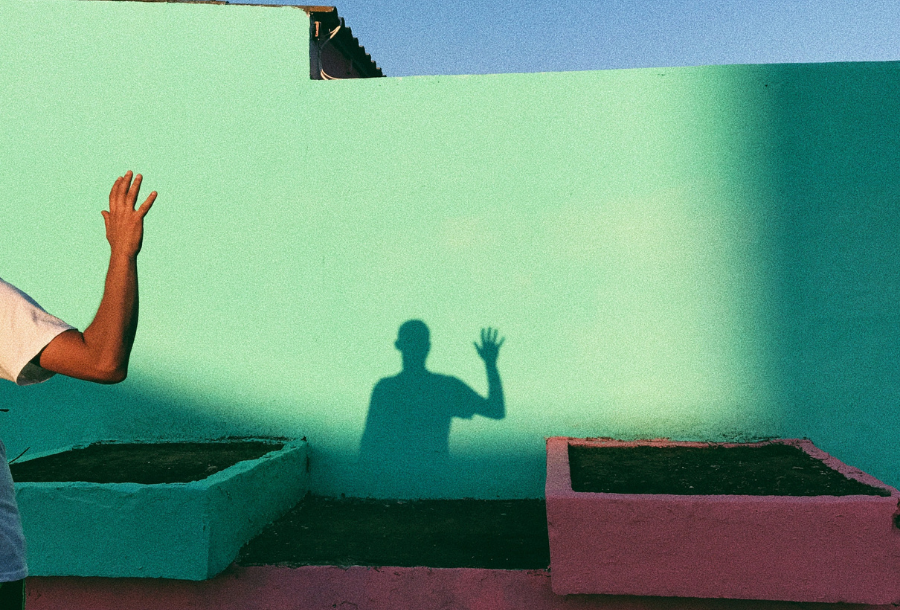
[25,565,899,610]
[546,437,900,605]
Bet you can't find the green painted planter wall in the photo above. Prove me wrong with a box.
[16,439,308,579]
[1,0,898,498]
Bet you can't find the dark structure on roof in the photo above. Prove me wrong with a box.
[89,1,384,79]
[303,6,383,79]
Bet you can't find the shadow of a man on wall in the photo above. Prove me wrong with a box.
[359,320,505,496]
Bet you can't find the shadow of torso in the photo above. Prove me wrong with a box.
[358,370,487,493]
[361,370,483,458]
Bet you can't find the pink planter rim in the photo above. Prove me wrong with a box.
[547,437,899,501]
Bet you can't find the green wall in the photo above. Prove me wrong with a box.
[1,0,897,497]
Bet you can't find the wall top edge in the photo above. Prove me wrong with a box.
[75,0,334,10]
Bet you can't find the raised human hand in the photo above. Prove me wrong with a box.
[102,171,156,258]
[474,327,504,367]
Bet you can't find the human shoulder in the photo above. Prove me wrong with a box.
[0,276,75,385]
[429,372,469,390]
[0,277,57,312]
[0,276,32,304]
[370,374,403,401]
[373,373,403,390]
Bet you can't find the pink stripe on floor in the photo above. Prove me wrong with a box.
[25,565,894,610]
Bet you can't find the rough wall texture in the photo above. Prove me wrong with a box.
[1,0,898,497]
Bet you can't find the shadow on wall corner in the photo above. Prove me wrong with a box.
[0,373,274,456]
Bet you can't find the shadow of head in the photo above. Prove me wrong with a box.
[395,319,430,370]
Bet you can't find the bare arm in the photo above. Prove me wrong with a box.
[474,327,505,419]
[37,171,156,384]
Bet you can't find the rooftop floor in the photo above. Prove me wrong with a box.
[237,496,550,569]
[26,497,896,609]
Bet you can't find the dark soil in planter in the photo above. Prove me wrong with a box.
[237,496,550,570]
[569,443,891,496]
[9,441,283,484]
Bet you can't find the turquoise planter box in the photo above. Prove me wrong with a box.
[15,438,308,580]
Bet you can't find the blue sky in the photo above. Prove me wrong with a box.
[237,0,900,77]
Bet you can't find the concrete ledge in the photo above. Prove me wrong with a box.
[546,437,900,604]
[25,565,898,610]
[16,438,308,580]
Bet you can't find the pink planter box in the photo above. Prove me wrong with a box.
[546,437,900,604]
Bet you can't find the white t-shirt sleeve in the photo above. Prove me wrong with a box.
[0,277,76,386]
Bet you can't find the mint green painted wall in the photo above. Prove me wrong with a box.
[1,0,897,497]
